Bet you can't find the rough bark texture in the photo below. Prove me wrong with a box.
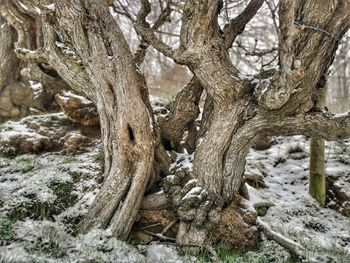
[5,0,350,247]
[0,14,22,119]
[54,0,155,237]
[11,0,156,238]
[136,0,350,245]
[0,1,66,120]
[158,77,202,152]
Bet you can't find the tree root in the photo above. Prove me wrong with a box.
[257,217,305,258]
[140,191,169,210]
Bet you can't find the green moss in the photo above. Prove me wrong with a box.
[27,225,67,258]
[35,201,51,220]
[93,152,104,162]
[256,206,268,216]
[63,155,77,164]
[0,217,13,242]
[69,171,82,183]
[49,180,73,201]
[18,156,35,171]
[48,180,76,216]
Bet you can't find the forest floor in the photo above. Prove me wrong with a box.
[0,112,349,263]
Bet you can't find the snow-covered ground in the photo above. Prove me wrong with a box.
[0,114,349,262]
[246,136,350,262]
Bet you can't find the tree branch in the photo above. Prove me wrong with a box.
[223,0,264,49]
[267,111,350,141]
[0,2,30,49]
[158,77,202,151]
[135,0,178,62]
[278,0,296,76]
[38,14,96,101]
[134,2,172,66]
[253,0,306,111]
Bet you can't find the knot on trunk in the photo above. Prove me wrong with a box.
[164,168,223,230]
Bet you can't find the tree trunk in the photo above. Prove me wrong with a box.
[0,14,22,119]
[170,0,350,245]
[0,15,20,89]
[175,42,257,244]
[27,0,157,238]
[8,0,350,248]
[309,85,327,206]
[0,1,66,119]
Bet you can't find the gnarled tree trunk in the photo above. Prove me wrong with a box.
[10,0,158,238]
[6,0,350,248]
[0,13,23,119]
[135,0,350,245]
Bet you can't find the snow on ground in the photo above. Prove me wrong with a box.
[0,150,192,263]
[246,136,350,262]
[0,115,193,263]
[1,114,350,262]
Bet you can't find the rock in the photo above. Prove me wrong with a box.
[0,113,100,156]
[0,84,22,119]
[9,82,34,107]
[0,81,59,121]
[61,131,95,153]
[252,136,273,150]
[55,92,100,126]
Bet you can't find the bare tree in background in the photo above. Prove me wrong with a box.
[1,0,350,247]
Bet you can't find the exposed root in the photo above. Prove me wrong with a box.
[140,191,169,210]
[257,217,305,258]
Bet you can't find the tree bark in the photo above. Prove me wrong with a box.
[0,1,67,119]
[309,85,327,206]
[7,0,350,247]
[42,0,156,238]
[0,15,20,90]
[0,13,23,119]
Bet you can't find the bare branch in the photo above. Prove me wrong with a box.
[0,2,30,48]
[134,2,172,65]
[135,0,178,62]
[223,0,264,49]
[39,16,96,101]
[158,77,202,151]
[278,0,296,76]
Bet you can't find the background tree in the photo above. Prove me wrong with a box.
[309,84,327,206]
